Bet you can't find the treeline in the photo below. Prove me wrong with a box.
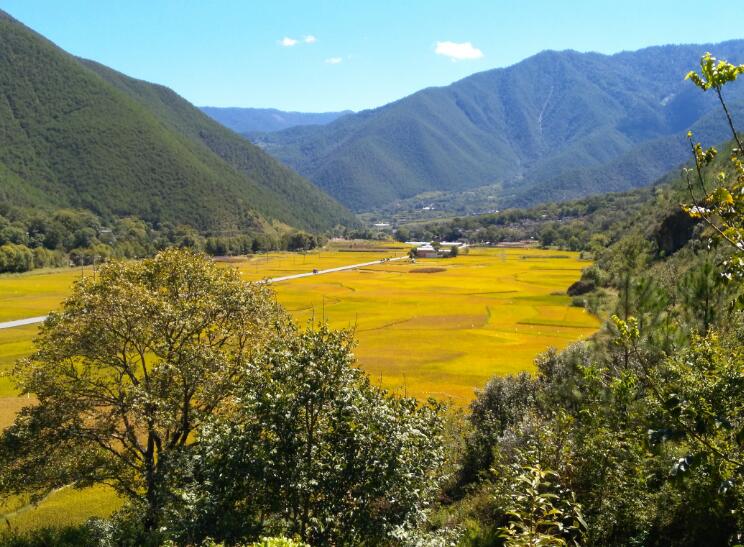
[395,189,657,251]
[0,205,326,274]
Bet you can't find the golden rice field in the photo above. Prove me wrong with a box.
[238,247,599,402]
[0,243,598,530]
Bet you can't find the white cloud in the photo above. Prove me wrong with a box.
[434,41,484,61]
[280,36,298,47]
[304,35,317,44]
[325,57,342,65]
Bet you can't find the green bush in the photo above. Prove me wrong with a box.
[0,526,97,547]
[0,243,34,272]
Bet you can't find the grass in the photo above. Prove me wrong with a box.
[0,267,83,322]
[0,244,597,529]
[0,485,123,532]
[0,326,36,399]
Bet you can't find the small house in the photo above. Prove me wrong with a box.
[415,244,439,258]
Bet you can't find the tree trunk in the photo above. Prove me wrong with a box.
[143,433,160,533]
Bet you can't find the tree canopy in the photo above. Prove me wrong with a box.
[0,249,288,533]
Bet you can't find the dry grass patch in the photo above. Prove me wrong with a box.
[0,396,29,430]
[410,267,446,274]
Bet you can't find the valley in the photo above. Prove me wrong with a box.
[0,245,596,399]
[0,245,596,529]
[1,3,743,543]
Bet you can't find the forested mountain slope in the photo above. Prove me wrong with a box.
[0,10,355,233]
[251,41,744,211]
[200,107,352,133]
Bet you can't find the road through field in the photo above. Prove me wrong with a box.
[264,256,406,283]
[0,256,408,330]
[0,316,49,330]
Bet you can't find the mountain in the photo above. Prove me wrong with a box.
[0,10,355,233]
[200,107,352,134]
[249,41,744,212]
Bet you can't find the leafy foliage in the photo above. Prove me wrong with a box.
[498,465,586,547]
[0,526,99,547]
[684,53,744,279]
[0,249,288,535]
[166,325,447,545]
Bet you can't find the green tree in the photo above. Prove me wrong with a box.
[498,464,586,547]
[0,242,34,272]
[169,325,447,545]
[395,226,411,242]
[684,53,744,279]
[284,231,318,252]
[0,249,287,535]
[612,314,744,542]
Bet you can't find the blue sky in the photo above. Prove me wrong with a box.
[2,0,743,112]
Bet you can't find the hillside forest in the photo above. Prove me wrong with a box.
[0,8,356,276]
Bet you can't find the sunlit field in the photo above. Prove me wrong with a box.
[238,247,599,402]
[0,245,597,408]
[230,240,409,279]
[0,243,598,529]
[0,267,83,322]
[0,485,123,532]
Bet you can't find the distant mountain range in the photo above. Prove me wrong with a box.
[247,41,744,212]
[0,10,355,233]
[200,107,352,134]
[6,3,744,230]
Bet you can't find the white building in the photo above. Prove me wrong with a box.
[415,244,439,258]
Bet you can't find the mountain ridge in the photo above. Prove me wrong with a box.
[200,107,352,134]
[0,9,355,234]
[249,39,744,211]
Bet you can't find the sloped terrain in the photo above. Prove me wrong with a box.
[0,10,355,233]
[250,41,744,211]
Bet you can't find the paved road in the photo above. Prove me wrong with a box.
[0,316,49,330]
[264,256,406,283]
[0,256,408,330]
